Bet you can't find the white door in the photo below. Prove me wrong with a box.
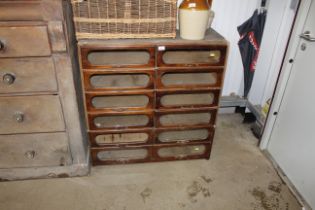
[267,0,315,208]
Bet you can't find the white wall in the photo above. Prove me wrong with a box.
[211,0,260,96]
[177,0,259,96]
[248,0,298,106]
[177,0,297,104]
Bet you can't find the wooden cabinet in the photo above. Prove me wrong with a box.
[0,0,88,180]
[78,30,228,165]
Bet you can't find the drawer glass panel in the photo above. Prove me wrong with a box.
[161,93,214,106]
[90,74,149,89]
[161,72,217,86]
[158,129,209,142]
[160,113,211,126]
[97,149,148,161]
[95,133,149,145]
[162,50,221,65]
[92,95,149,109]
[158,145,206,158]
[88,51,150,66]
[94,115,149,128]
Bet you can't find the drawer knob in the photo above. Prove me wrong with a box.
[3,73,15,85]
[25,151,36,159]
[0,40,4,51]
[14,112,24,123]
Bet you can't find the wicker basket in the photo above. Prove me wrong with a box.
[71,0,177,39]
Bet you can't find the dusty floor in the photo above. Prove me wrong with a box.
[0,114,302,210]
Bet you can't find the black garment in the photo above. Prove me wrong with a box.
[238,9,267,98]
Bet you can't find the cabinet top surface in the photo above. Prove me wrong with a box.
[78,29,228,46]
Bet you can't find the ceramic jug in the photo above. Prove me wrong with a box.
[179,0,211,40]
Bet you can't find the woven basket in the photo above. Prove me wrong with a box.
[71,0,177,39]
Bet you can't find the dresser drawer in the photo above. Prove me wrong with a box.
[0,95,65,134]
[0,58,57,94]
[0,25,51,58]
[0,1,63,21]
[0,133,71,168]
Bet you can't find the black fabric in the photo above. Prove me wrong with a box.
[238,9,267,98]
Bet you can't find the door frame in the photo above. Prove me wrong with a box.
[259,0,312,150]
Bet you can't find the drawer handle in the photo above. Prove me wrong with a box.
[25,151,36,159]
[0,40,5,51]
[14,112,24,123]
[3,73,15,85]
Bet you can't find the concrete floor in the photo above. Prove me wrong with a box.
[0,114,302,210]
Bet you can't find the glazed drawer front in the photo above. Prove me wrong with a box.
[157,45,227,67]
[0,26,51,58]
[157,89,220,109]
[91,146,152,165]
[156,127,214,144]
[0,95,65,134]
[0,1,63,21]
[0,58,57,94]
[157,68,223,89]
[86,91,154,111]
[0,133,71,168]
[88,111,154,130]
[156,109,217,127]
[89,128,154,147]
[153,143,211,161]
[80,46,155,69]
[84,70,155,91]
[91,143,211,165]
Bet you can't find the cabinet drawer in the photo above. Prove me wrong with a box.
[86,91,154,111]
[157,68,223,89]
[0,26,51,58]
[80,46,155,69]
[0,133,71,168]
[156,126,213,144]
[0,58,57,94]
[0,95,65,134]
[157,45,227,67]
[89,128,154,147]
[156,109,217,127]
[157,89,220,109]
[88,111,154,130]
[91,146,152,165]
[153,143,211,161]
[83,70,155,91]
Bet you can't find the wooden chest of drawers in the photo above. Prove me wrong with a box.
[0,0,88,180]
[78,30,228,165]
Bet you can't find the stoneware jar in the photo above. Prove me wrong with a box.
[179,0,211,40]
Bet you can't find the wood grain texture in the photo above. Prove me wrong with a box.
[0,95,65,134]
[0,0,63,21]
[48,21,67,52]
[0,25,51,57]
[90,142,212,165]
[78,29,228,164]
[0,57,57,94]
[0,132,71,168]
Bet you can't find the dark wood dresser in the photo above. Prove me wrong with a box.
[78,29,228,165]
